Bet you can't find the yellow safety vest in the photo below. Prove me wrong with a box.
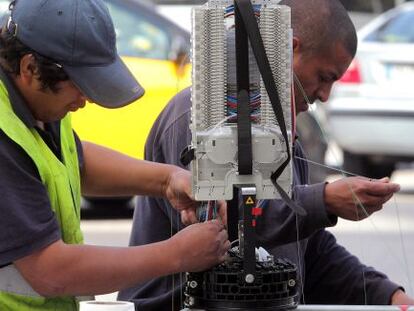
[0,80,85,310]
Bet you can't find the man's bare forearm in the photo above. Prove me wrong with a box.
[15,239,182,297]
[80,141,176,197]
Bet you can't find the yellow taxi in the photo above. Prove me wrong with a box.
[71,0,191,159]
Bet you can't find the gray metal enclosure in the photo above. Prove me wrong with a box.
[190,0,293,201]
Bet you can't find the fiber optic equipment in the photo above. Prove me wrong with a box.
[182,0,302,309]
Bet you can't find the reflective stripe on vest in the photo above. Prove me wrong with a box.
[0,265,94,303]
[0,80,84,310]
[0,265,41,297]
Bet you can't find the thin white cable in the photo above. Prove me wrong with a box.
[353,194,368,305]
[293,73,313,107]
[230,239,240,247]
[171,52,190,311]
[295,156,363,178]
[208,115,233,134]
[205,202,210,222]
[394,195,413,295]
[295,214,306,305]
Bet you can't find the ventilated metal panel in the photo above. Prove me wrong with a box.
[191,1,293,200]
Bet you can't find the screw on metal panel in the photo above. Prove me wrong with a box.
[187,296,195,306]
[245,274,255,284]
[189,280,198,289]
[288,279,296,287]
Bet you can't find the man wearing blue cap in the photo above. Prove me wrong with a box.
[0,0,230,310]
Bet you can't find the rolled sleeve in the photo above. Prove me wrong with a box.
[294,182,337,229]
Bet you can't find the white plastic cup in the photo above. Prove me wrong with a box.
[79,300,135,311]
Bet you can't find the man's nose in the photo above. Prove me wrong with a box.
[317,83,333,103]
[70,81,88,101]
[77,91,89,102]
[76,92,89,107]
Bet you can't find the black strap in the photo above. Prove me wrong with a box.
[235,4,253,175]
[180,146,195,167]
[227,187,241,242]
[234,0,306,216]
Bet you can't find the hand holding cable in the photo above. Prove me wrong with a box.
[168,219,230,272]
[324,176,400,221]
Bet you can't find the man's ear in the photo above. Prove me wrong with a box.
[292,37,300,53]
[19,54,36,85]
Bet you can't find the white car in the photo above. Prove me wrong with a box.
[327,3,414,178]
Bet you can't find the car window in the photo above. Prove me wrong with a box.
[105,1,171,60]
[365,9,414,43]
[0,0,10,23]
[0,0,174,60]
[0,1,8,14]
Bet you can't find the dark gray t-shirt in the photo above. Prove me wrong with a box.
[0,69,83,266]
[118,88,400,309]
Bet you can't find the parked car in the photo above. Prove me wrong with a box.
[152,0,204,32]
[327,2,414,178]
[71,0,191,160]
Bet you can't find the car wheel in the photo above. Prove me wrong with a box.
[342,151,395,179]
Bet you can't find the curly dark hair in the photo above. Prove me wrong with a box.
[0,2,69,93]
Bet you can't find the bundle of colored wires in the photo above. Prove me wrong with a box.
[226,91,262,123]
[198,201,218,222]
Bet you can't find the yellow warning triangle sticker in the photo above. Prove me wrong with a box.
[245,196,254,205]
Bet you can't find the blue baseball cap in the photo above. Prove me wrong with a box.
[8,0,145,108]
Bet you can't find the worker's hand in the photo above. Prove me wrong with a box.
[324,176,400,221]
[181,200,227,226]
[391,289,414,305]
[164,167,197,217]
[169,219,230,272]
